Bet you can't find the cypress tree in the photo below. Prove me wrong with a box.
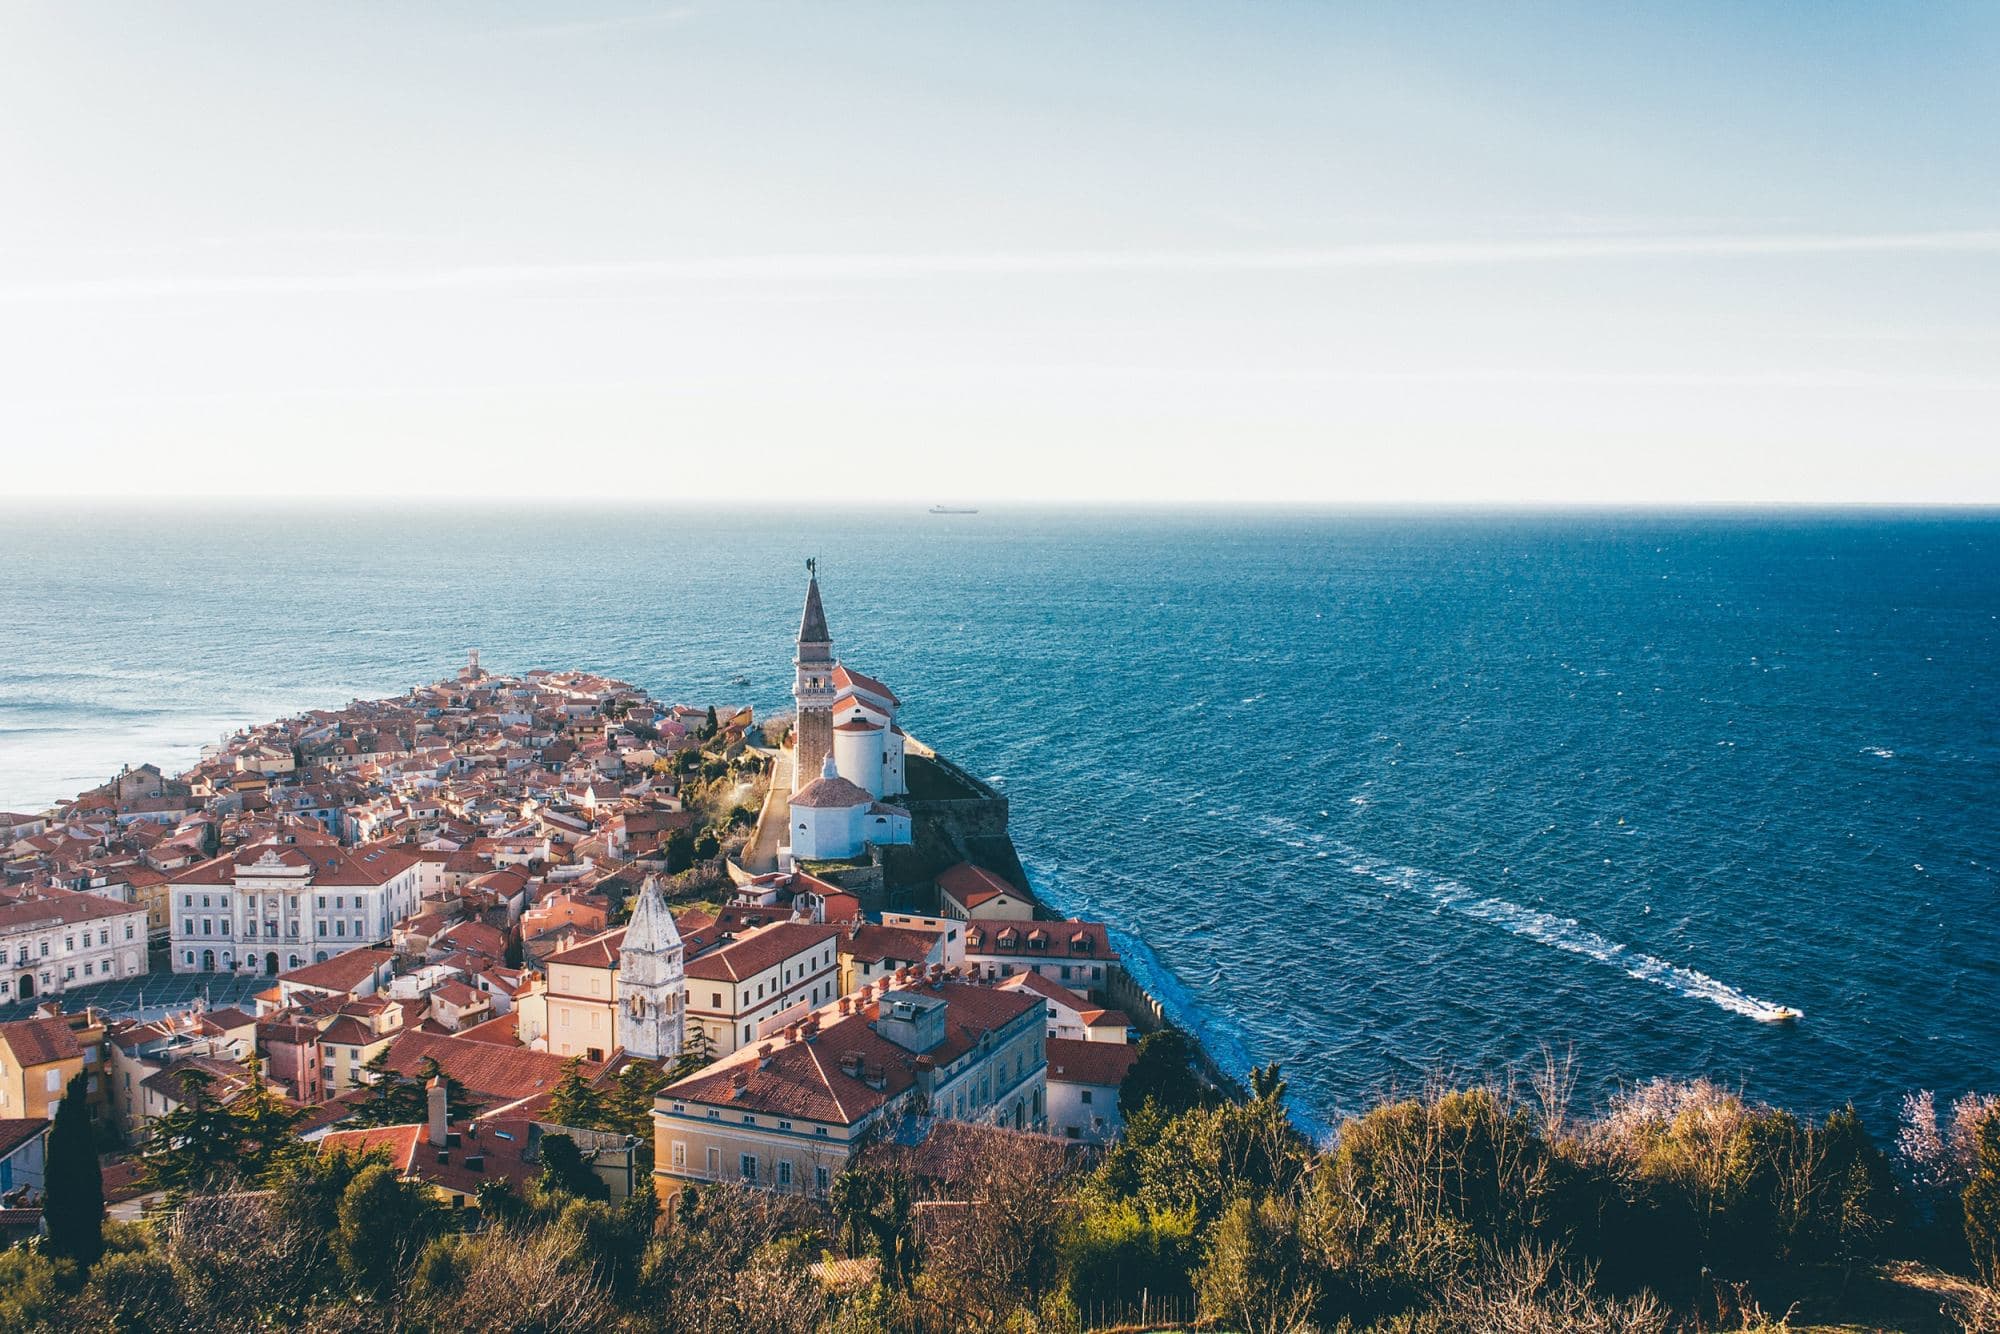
[43,1071,103,1270]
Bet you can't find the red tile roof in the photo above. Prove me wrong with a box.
[966,920,1115,963]
[0,1118,48,1159]
[936,862,1018,909]
[278,947,393,995]
[1045,1038,1138,1089]
[0,887,144,933]
[839,924,944,967]
[544,926,627,970]
[832,664,900,707]
[0,1016,82,1067]
[684,921,838,984]
[383,1031,601,1106]
[665,980,1039,1127]
[789,774,875,810]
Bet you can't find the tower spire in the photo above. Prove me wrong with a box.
[792,560,836,794]
[798,557,831,646]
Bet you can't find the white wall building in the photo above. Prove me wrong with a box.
[786,755,912,863]
[167,840,421,976]
[0,889,148,1005]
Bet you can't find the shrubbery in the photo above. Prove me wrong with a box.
[7,1035,2000,1331]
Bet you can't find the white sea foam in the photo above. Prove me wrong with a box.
[1342,851,1800,1023]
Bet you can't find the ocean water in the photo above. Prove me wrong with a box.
[3,507,1996,1134]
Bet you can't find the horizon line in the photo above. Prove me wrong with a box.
[10,497,2000,513]
[5,228,1999,303]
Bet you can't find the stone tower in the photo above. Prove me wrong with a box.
[792,559,836,795]
[615,875,685,1061]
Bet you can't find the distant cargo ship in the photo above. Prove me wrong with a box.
[928,505,979,514]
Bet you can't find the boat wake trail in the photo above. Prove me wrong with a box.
[1341,851,1800,1023]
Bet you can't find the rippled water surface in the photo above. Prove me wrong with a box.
[3,507,1995,1131]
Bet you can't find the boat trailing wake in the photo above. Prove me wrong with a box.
[1341,851,1801,1024]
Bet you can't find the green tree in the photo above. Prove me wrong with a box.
[1195,1194,1320,1334]
[538,1132,610,1202]
[44,1071,105,1269]
[139,1067,246,1193]
[0,1248,68,1325]
[826,1166,916,1284]
[229,1056,307,1183]
[703,705,719,738]
[1061,1199,1199,1316]
[665,829,696,873]
[671,1022,715,1078]
[269,1143,388,1245]
[350,1052,479,1128]
[335,1161,440,1297]
[1966,1106,2000,1282]
[546,1057,606,1128]
[1118,1027,1208,1121]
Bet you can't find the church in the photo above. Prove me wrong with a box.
[784,561,913,865]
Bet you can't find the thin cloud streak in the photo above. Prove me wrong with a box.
[4,230,1999,304]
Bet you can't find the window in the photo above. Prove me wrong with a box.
[777,1160,793,1187]
[671,1141,687,1168]
[125,924,134,941]
[1080,1089,1093,1105]
[706,1147,720,1176]
[740,1154,758,1182]
[815,1165,830,1191]
[711,993,721,1007]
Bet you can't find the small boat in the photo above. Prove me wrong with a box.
[729,675,751,687]
[1761,1007,1803,1024]
[928,505,979,515]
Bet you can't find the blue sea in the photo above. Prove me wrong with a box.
[3,507,1995,1135]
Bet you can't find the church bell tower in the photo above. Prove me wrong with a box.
[615,876,685,1061]
[792,558,836,795]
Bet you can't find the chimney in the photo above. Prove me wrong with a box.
[757,1042,776,1068]
[838,996,852,1016]
[426,1076,448,1147]
[730,1069,750,1098]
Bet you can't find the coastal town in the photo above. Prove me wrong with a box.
[0,565,1155,1232]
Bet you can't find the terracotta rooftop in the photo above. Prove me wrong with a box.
[278,947,393,995]
[789,774,876,810]
[839,923,944,967]
[936,862,1017,909]
[1045,1037,1139,1088]
[383,1031,602,1106]
[664,979,1038,1127]
[967,920,1115,963]
[684,921,839,984]
[0,1016,82,1067]
[0,1118,48,1159]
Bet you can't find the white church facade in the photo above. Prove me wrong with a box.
[783,563,914,866]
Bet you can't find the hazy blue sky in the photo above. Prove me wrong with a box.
[3,2,1996,503]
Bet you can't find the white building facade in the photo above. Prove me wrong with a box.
[0,889,148,1004]
[168,841,421,976]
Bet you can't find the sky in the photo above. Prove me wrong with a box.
[1,1,1996,505]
